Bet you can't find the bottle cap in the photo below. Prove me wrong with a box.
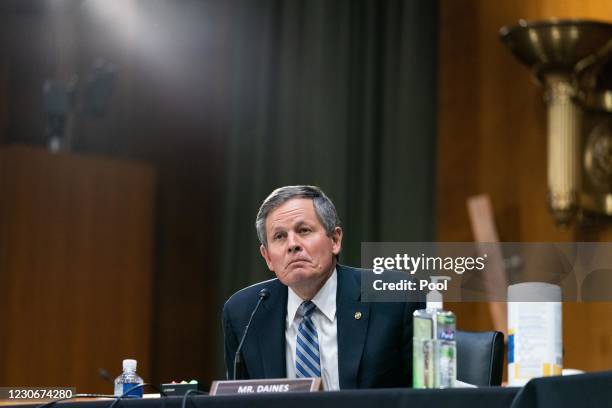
[123,359,137,371]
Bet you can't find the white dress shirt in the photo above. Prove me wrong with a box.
[285,268,340,390]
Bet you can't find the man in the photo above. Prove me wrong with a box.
[222,185,422,389]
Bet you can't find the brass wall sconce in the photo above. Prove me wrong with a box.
[500,19,612,226]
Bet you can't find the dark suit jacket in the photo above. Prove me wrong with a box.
[222,264,423,389]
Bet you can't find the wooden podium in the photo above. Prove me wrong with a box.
[0,146,155,393]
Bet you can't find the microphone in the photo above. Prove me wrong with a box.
[233,288,270,380]
[98,368,114,386]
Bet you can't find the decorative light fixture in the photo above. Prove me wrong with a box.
[577,46,612,216]
[500,19,612,225]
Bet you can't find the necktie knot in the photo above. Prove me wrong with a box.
[301,301,316,318]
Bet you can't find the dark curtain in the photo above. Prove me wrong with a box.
[218,0,438,372]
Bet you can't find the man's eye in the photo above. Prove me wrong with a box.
[273,233,284,240]
[299,228,311,234]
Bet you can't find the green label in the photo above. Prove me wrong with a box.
[414,316,433,339]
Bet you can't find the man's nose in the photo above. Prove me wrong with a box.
[287,232,302,254]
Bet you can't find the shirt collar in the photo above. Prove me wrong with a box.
[287,268,337,323]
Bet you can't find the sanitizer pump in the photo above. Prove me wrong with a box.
[426,276,451,310]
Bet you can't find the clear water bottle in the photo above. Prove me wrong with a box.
[114,359,144,397]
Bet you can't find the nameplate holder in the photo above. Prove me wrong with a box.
[209,378,321,395]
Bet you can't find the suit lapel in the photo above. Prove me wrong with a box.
[336,265,370,389]
[255,279,288,378]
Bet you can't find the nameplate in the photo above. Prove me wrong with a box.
[209,378,321,395]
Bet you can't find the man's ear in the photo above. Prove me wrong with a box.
[331,226,343,255]
[260,244,274,271]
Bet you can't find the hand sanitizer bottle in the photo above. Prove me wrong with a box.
[413,276,452,388]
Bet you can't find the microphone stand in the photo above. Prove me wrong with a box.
[233,288,270,380]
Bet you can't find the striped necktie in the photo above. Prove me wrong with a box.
[295,300,321,378]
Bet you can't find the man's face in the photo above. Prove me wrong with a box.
[260,198,342,291]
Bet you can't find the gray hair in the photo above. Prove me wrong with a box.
[256,185,341,247]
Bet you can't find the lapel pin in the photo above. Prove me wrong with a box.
[354,311,362,320]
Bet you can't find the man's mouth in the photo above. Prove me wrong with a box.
[287,258,310,267]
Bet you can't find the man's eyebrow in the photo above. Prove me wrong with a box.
[269,225,286,233]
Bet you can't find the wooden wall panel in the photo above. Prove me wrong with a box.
[0,146,155,393]
[438,0,612,372]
